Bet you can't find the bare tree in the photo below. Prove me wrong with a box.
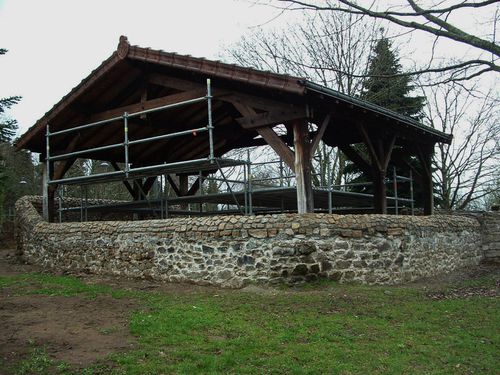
[266,0,500,82]
[423,81,499,209]
[223,11,380,186]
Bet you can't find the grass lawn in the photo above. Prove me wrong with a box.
[0,271,498,375]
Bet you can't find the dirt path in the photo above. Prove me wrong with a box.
[0,247,224,373]
[0,249,140,372]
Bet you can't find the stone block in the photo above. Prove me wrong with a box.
[292,264,308,276]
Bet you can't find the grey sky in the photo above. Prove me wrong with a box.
[0,0,288,136]
[1,0,497,138]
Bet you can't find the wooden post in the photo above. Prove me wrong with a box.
[357,124,396,215]
[179,175,188,210]
[373,169,387,214]
[293,120,314,213]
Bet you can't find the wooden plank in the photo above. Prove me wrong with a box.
[237,107,307,129]
[310,113,331,156]
[293,120,314,213]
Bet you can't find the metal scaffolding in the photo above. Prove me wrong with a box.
[44,79,415,222]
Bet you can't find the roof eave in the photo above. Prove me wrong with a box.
[302,80,453,144]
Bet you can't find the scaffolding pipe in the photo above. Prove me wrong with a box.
[128,97,206,119]
[49,115,123,137]
[328,159,333,214]
[49,142,124,161]
[207,79,214,161]
[215,159,244,214]
[48,96,206,137]
[128,127,208,146]
[124,112,129,176]
[247,150,253,215]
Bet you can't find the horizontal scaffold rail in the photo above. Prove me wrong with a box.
[48,158,247,186]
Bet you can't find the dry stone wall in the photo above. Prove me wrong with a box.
[16,196,487,287]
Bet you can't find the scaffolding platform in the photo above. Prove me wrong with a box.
[49,158,246,186]
[60,186,413,216]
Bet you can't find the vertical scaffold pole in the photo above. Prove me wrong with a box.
[393,166,399,215]
[43,124,51,221]
[123,112,130,177]
[207,79,215,162]
[247,150,253,215]
[328,158,333,214]
[243,163,248,215]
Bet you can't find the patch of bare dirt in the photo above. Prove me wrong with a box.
[427,285,499,300]
[0,293,137,369]
[0,247,222,372]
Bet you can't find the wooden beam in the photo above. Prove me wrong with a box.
[293,120,314,213]
[110,161,135,198]
[382,135,396,171]
[356,123,382,171]
[142,176,157,196]
[140,85,148,120]
[310,113,331,156]
[232,102,296,171]
[149,73,295,113]
[337,144,372,177]
[148,74,205,91]
[256,127,296,172]
[236,107,307,129]
[87,88,206,124]
[187,172,210,196]
[166,175,181,197]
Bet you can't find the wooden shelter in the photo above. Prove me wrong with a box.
[17,36,451,221]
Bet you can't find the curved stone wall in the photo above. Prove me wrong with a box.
[16,196,484,287]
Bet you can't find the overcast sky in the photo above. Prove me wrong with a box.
[1,0,497,138]
[0,0,291,136]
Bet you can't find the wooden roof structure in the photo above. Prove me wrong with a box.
[17,36,451,220]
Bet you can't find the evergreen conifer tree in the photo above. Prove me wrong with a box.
[0,49,21,143]
[345,37,427,209]
[361,37,425,119]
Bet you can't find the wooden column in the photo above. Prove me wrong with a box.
[357,124,395,214]
[179,175,189,210]
[417,144,434,215]
[372,166,387,214]
[293,120,314,213]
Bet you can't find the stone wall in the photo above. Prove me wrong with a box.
[16,196,486,287]
[479,212,500,262]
